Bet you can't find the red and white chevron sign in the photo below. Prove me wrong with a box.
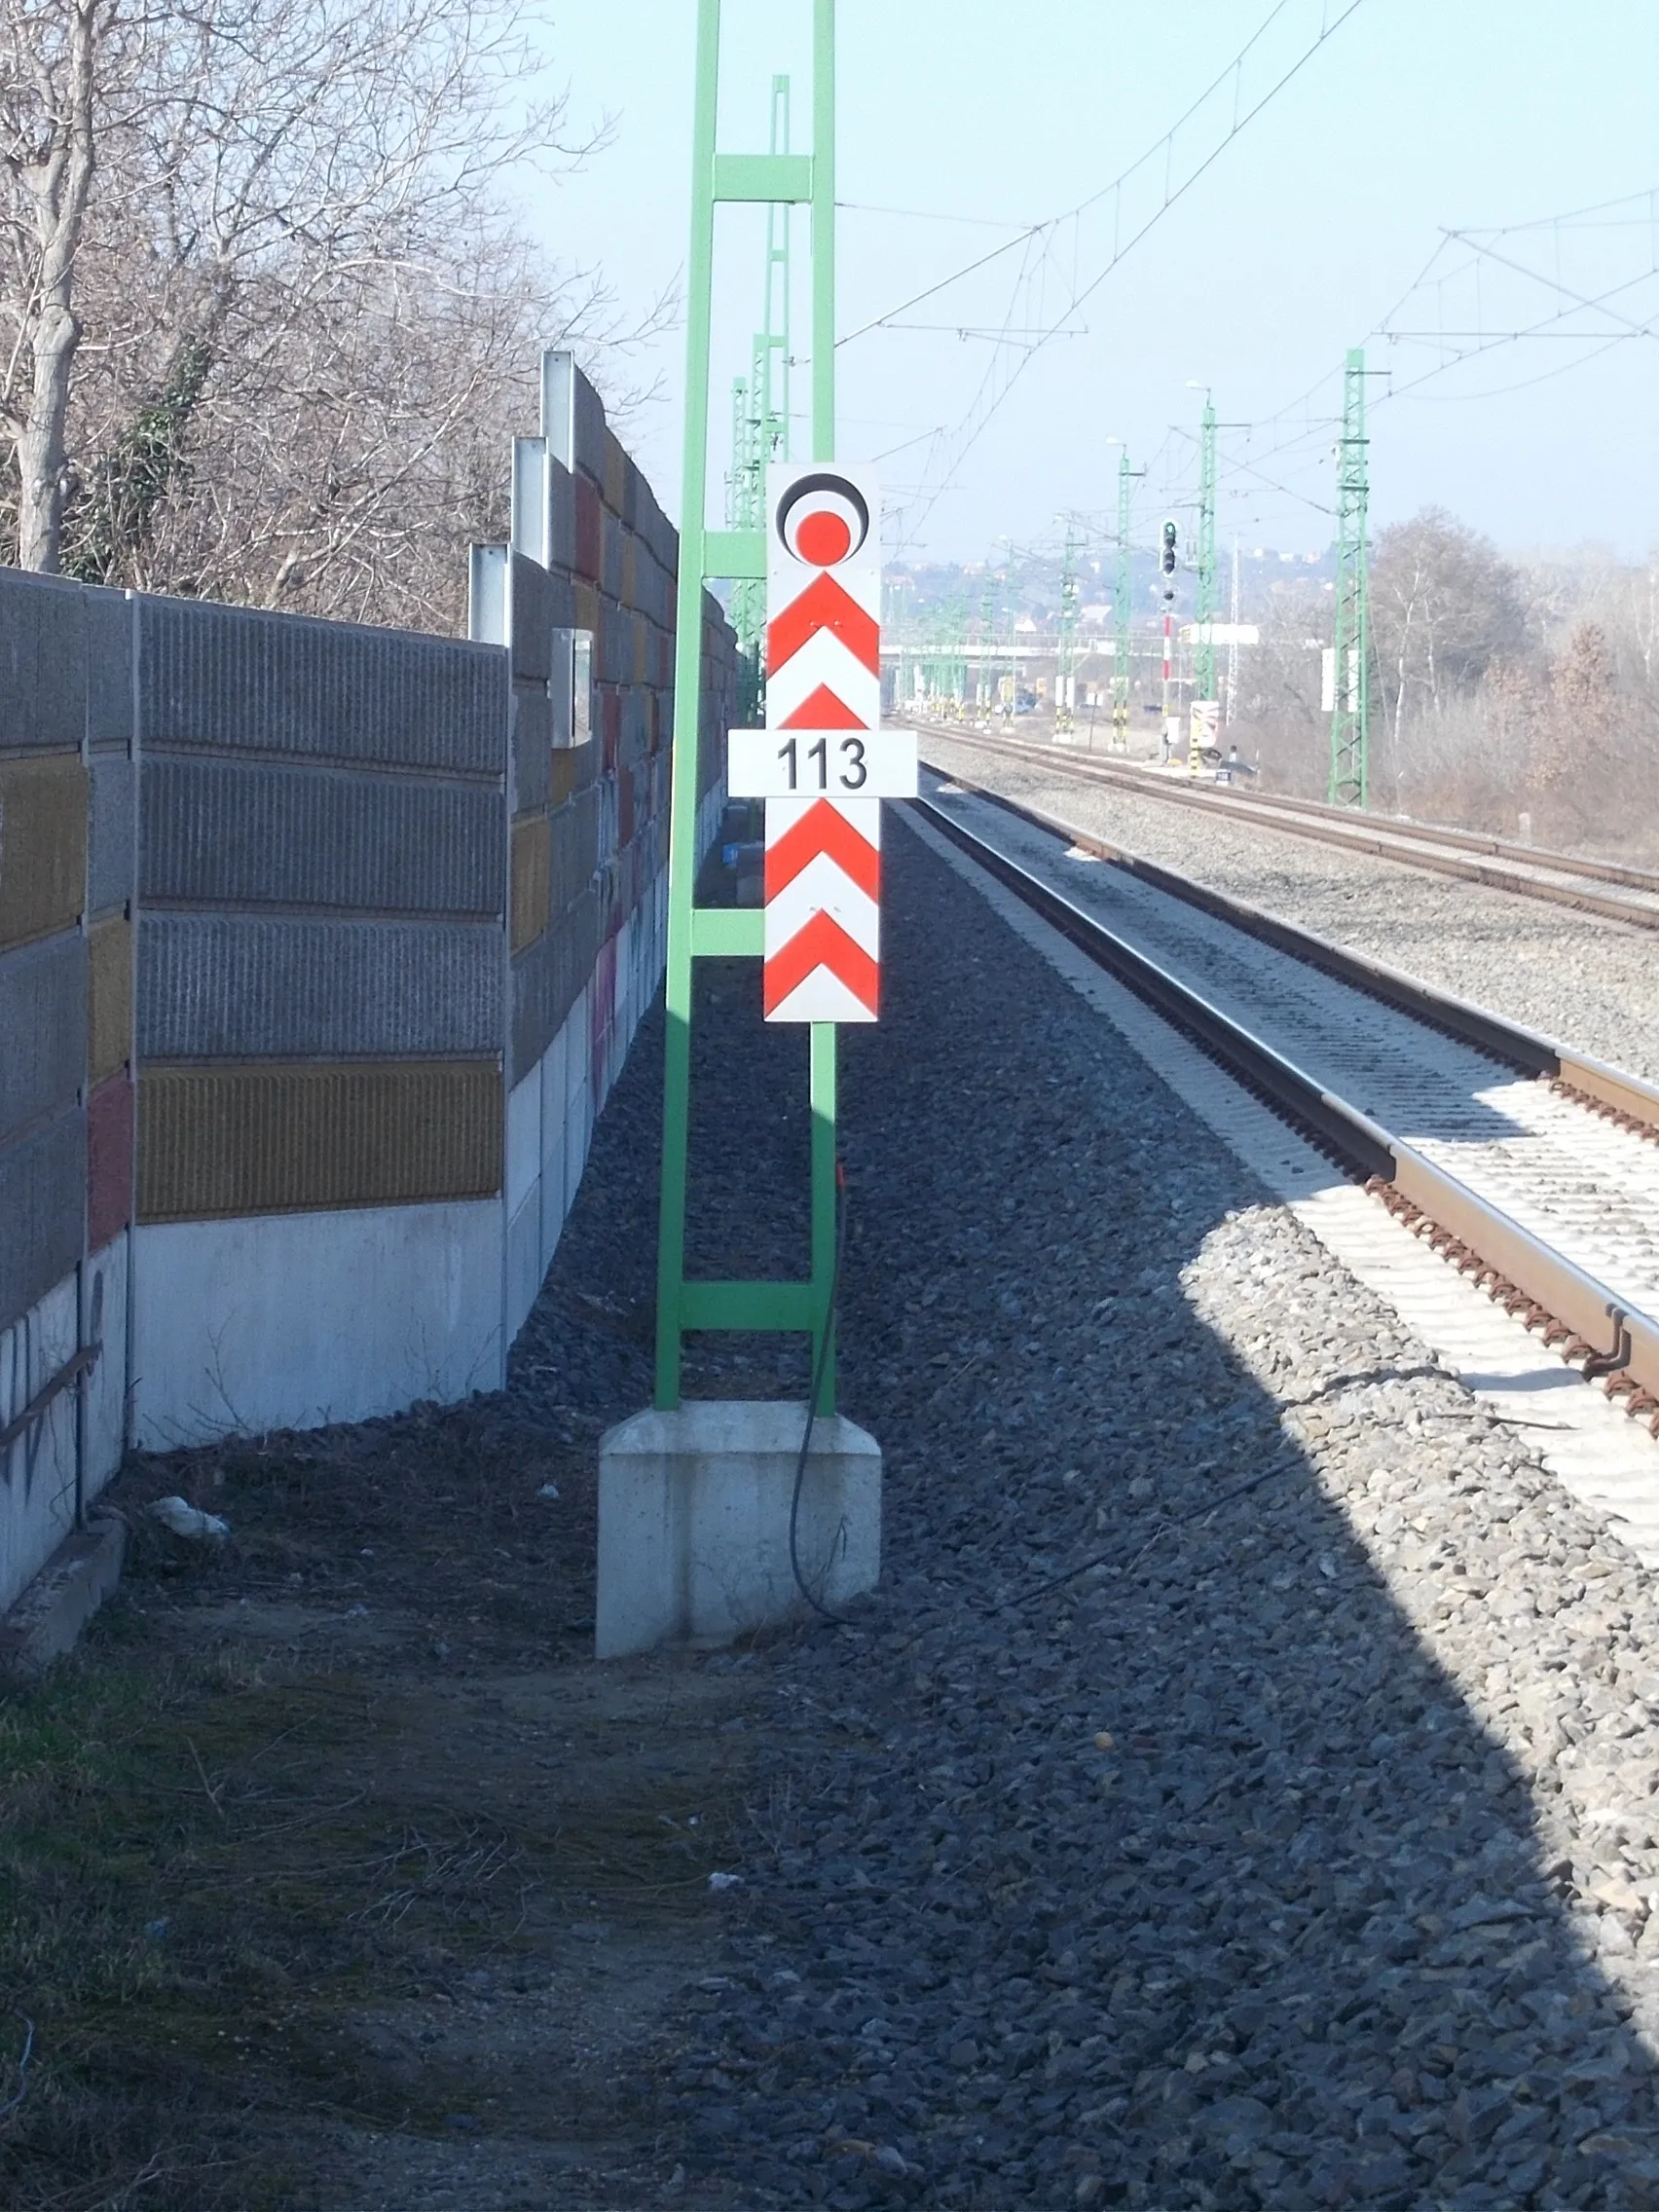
[741,462,911,1024]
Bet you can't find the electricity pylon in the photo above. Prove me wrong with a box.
[1329,347,1370,807]
[1195,395,1218,702]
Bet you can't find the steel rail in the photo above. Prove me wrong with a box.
[925,764,1659,1139]
[914,792,1659,1431]
[909,721,1659,932]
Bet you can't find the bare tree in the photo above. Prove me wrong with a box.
[3,0,665,624]
[1369,507,1525,741]
[0,0,119,569]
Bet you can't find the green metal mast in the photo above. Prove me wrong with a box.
[1329,347,1370,806]
[1195,396,1218,702]
[654,0,838,1412]
[1054,521,1080,734]
[755,74,793,476]
[1113,455,1141,748]
[727,76,793,726]
[726,373,760,719]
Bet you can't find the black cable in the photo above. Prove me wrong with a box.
[1019,1453,1302,1602]
[789,1161,851,1624]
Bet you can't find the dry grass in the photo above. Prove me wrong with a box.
[0,1386,754,2210]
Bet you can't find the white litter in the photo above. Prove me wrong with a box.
[707,1870,744,1892]
[149,1495,231,1543]
[536,1483,561,1500]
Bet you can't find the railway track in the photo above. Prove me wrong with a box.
[906,718,1659,932]
[913,766,1659,1437]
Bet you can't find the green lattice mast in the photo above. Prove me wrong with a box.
[753,74,793,479]
[726,374,760,718]
[726,76,793,726]
[1195,396,1218,702]
[655,0,838,1411]
[1054,521,1080,733]
[1113,454,1142,747]
[1329,347,1371,806]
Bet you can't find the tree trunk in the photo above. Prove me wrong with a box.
[11,0,100,573]
[16,297,79,571]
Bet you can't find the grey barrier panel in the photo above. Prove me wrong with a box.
[141,758,506,916]
[513,691,552,814]
[0,571,86,754]
[572,375,607,486]
[137,598,509,776]
[511,913,599,1086]
[545,569,576,632]
[88,754,136,913]
[138,914,504,1060]
[84,587,134,750]
[0,1110,85,1336]
[509,552,554,683]
[0,934,87,1147]
[547,461,576,571]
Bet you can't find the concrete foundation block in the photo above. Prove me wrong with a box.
[596,1400,881,1658]
[0,1515,127,1678]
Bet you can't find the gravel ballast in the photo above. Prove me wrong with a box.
[637,815,1659,2209]
[913,729,1659,1086]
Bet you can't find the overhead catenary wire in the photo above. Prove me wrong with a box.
[866,0,1369,552]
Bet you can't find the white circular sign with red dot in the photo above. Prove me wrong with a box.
[775,470,871,568]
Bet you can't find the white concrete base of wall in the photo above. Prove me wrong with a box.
[596,1399,882,1658]
[0,1235,129,1613]
[132,1200,503,1448]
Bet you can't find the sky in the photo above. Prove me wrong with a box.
[520,0,1659,569]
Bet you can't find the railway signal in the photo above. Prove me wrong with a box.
[1161,520,1179,754]
[727,460,915,1020]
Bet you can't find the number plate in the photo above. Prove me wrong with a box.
[727,727,918,799]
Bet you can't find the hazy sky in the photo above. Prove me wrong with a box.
[522,1,1658,567]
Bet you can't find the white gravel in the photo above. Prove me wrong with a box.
[917,731,1659,1088]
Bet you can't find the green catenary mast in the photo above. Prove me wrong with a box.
[1113,454,1141,747]
[1329,347,1371,806]
[1054,520,1080,734]
[654,0,839,1411]
[1195,395,1218,703]
[726,76,793,726]
[754,74,793,479]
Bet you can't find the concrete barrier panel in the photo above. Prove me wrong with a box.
[86,917,130,1087]
[510,817,552,952]
[509,551,554,682]
[137,913,502,1060]
[513,690,552,813]
[87,753,136,913]
[138,1061,502,1221]
[0,933,86,1143]
[0,1111,85,1335]
[0,571,86,753]
[138,598,508,776]
[83,588,133,750]
[87,1071,134,1253]
[0,759,88,948]
[141,758,505,915]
